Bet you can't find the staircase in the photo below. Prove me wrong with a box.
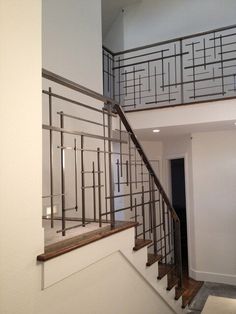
[41,69,203,313]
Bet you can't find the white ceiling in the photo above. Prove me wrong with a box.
[102,0,139,37]
[134,120,236,142]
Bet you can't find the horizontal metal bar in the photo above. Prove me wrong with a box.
[113,52,189,70]
[64,207,77,212]
[184,57,236,69]
[105,189,158,199]
[115,180,149,185]
[81,185,104,189]
[42,193,64,198]
[43,90,105,115]
[57,112,107,127]
[56,222,90,233]
[160,73,236,88]
[42,124,127,143]
[42,69,116,105]
[117,48,170,63]
[101,199,160,215]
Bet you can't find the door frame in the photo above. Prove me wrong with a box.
[164,153,191,275]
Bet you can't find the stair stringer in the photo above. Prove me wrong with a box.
[120,244,188,314]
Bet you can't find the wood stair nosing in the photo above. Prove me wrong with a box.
[157,263,175,280]
[146,253,162,267]
[175,286,185,300]
[167,275,179,291]
[133,238,152,251]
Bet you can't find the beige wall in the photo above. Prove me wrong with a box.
[0,1,43,313]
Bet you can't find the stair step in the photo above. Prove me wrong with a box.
[146,253,162,267]
[175,286,185,300]
[157,263,175,280]
[133,238,152,251]
[181,277,203,308]
[167,271,179,291]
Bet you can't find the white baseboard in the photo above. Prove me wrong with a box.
[190,268,236,286]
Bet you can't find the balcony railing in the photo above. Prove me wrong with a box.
[42,69,183,290]
[103,24,236,111]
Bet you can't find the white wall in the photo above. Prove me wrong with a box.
[43,0,102,92]
[0,1,43,314]
[104,0,236,51]
[191,130,236,285]
[128,99,236,130]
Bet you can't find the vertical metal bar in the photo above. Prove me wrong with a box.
[81,135,86,227]
[128,135,133,211]
[134,149,137,189]
[162,198,167,264]
[107,53,110,93]
[220,35,225,95]
[174,43,177,88]
[154,66,157,103]
[125,70,127,96]
[48,87,54,228]
[119,117,123,177]
[191,43,196,99]
[168,62,171,103]
[60,113,66,236]
[118,57,121,103]
[97,148,102,227]
[139,75,141,104]
[159,194,163,258]
[116,159,120,193]
[134,197,138,239]
[92,161,96,221]
[133,66,136,108]
[151,177,157,255]
[142,185,145,240]
[107,104,115,228]
[102,50,105,95]
[149,174,153,237]
[180,39,184,104]
[213,31,216,58]
[103,111,108,217]
[74,138,78,211]
[161,50,165,91]
[203,38,206,69]
[148,61,151,92]
[126,160,129,186]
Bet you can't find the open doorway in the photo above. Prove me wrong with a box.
[170,158,188,274]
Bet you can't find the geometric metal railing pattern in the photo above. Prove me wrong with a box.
[42,69,183,289]
[103,24,236,111]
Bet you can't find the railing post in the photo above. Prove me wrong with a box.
[107,102,115,228]
[179,39,184,104]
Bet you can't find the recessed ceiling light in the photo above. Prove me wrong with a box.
[153,129,160,133]
[234,122,236,125]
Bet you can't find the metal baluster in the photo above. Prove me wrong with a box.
[107,103,115,228]
[151,177,157,255]
[128,135,133,211]
[48,87,54,228]
[116,159,120,192]
[103,111,108,218]
[142,186,145,240]
[81,135,86,227]
[92,161,96,221]
[97,148,102,227]
[60,113,66,236]
[74,138,78,211]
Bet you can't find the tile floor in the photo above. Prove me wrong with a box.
[187,282,236,313]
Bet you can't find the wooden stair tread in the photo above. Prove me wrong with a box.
[133,238,152,251]
[181,277,203,308]
[146,253,162,266]
[157,263,175,280]
[167,271,179,291]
